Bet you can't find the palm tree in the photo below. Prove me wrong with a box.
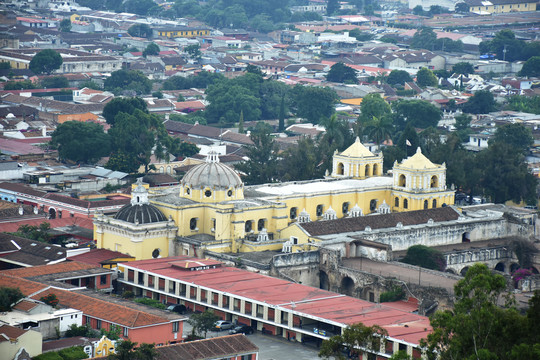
[366,115,393,150]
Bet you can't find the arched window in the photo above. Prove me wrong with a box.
[342,202,350,215]
[337,162,344,175]
[290,207,297,219]
[399,174,406,187]
[424,200,428,209]
[433,199,437,208]
[257,219,265,231]
[430,175,439,188]
[395,197,399,207]
[189,218,197,230]
[245,220,253,233]
[316,204,324,216]
[373,163,379,176]
[365,164,371,177]
[403,199,408,209]
[369,199,377,211]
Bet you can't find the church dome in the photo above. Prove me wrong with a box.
[400,147,438,169]
[114,203,167,224]
[114,178,167,224]
[182,152,242,190]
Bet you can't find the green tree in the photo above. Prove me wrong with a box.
[358,93,391,125]
[4,80,38,90]
[292,85,338,124]
[107,340,155,360]
[422,264,540,360]
[454,113,472,142]
[40,293,59,308]
[393,99,441,130]
[235,125,279,185]
[51,121,110,164]
[184,44,201,59]
[187,310,219,338]
[238,110,244,133]
[123,0,158,15]
[387,70,412,85]
[326,62,358,84]
[412,5,424,15]
[519,56,540,77]
[102,97,148,125]
[142,42,160,57]
[411,27,437,50]
[59,18,71,32]
[0,61,11,69]
[490,123,533,154]
[128,23,153,38]
[278,94,286,132]
[479,29,539,62]
[349,29,374,41]
[452,62,475,75]
[455,2,469,12]
[319,323,388,359]
[401,245,446,271]
[506,95,540,114]
[416,67,438,87]
[29,49,63,75]
[365,115,393,148]
[0,287,24,312]
[41,76,69,89]
[463,90,496,114]
[279,136,323,181]
[104,70,152,95]
[327,0,339,15]
[389,350,412,360]
[13,222,51,242]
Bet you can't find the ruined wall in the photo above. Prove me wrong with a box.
[270,251,320,287]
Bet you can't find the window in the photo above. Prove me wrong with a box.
[290,207,297,219]
[190,218,198,230]
[316,204,324,216]
[123,327,129,337]
[342,202,349,215]
[204,189,212,197]
[430,176,438,188]
[185,187,190,195]
[96,319,102,329]
[172,321,179,333]
[369,199,377,211]
[257,219,265,231]
[227,189,233,197]
[245,220,252,233]
[395,197,399,207]
[100,275,107,285]
[404,199,408,209]
[399,174,406,187]
[85,316,91,325]
[424,200,428,209]
[433,199,437,208]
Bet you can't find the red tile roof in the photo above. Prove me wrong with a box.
[0,217,94,233]
[0,274,48,296]
[1,261,97,278]
[13,299,38,312]
[155,334,258,360]
[122,256,432,344]
[67,249,134,266]
[0,324,28,343]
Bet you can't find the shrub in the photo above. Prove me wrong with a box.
[379,285,405,303]
[401,245,446,271]
[134,297,166,309]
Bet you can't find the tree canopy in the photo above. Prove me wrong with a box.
[51,121,111,164]
[142,42,160,57]
[235,124,279,185]
[387,70,412,85]
[0,287,24,312]
[41,76,69,89]
[519,56,540,77]
[358,93,391,125]
[463,90,496,114]
[104,69,152,95]
[187,310,219,338]
[29,49,63,75]
[59,18,71,32]
[291,85,338,124]
[401,245,446,271]
[422,264,540,360]
[480,29,540,62]
[393,99,441,129]
[326,62,358,84]
[416,67,438,87]
[102,97,148,125]
[452,62,475,75]
[319,323,388,359]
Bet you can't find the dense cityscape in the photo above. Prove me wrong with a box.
[0,0,539,359]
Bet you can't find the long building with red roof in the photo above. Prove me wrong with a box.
[119,256,430,359]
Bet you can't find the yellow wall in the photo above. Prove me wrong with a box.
[470,2,536,13]
[158,29,210,38]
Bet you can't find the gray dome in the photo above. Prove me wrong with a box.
[114,203,167,224]
[182,153,242,189]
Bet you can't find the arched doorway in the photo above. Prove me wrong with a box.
[462,232,470,243]
[341,276,355,296]
[373,163,379,176]
[320,270,329,291]
[365,164,371,177]
[460,267,470,276]
[494,262,505,272]
[399,174,406,187]
[48,208,56,219]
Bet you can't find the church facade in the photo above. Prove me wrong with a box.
[94,139,454,260]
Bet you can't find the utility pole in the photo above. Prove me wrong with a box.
[503,44,507,62]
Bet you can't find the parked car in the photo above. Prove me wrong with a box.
[229,325,254,335]
[214,320,234,331]
[166,304,187,314]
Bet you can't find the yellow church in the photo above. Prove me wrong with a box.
[94,139,454,259]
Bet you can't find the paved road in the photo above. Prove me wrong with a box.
[183,318,321,360]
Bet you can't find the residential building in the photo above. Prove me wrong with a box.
[155,26,210,39]
[0,324,42,359]
[155,335,258,360]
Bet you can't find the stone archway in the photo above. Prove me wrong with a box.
[460,266,470,276]
[494,262,505,273]
[320,270,329,291]
[48,207,56,219]
[462,232,471,243]
[341,276,355,296]
[510,263,520,273]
